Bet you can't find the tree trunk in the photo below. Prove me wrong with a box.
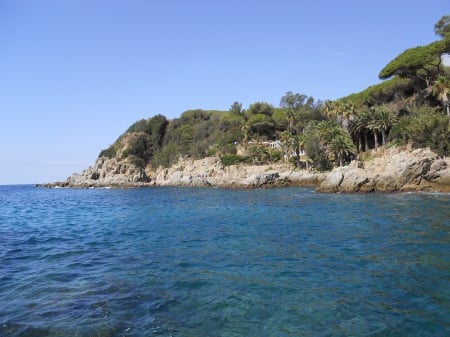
[374,131,379,149]
[295,148,301,168]
[364,131,369,151]
[358,133,364,152]
[381,129,386,145]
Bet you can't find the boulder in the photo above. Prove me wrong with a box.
[339,169,370,193]
[316,170,344,192]
[243,172,280,188]
[316,146,450,193]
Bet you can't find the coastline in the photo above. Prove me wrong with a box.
[38,146,450,193]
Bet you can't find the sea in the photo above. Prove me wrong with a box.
[0,185,449,337]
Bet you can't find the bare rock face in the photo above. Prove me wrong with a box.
[317,147,450,193]
[62,157,152,187]
[44,146,450,192]
[316,170,344,193]
[339,170,371,193]
[243,172,280,188]
[155,157,223,187]
[153,158,319,188]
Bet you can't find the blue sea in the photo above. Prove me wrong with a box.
[1,185,449,337]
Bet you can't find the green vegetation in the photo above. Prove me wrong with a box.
[99,16,450,171]
[220,154,252,166]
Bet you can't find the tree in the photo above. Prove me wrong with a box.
[435,15,450,38]
[124,133,153,181]
[280,91,312,136]
[280,91,307,110]
[286,108,295,136]
[246,114,275,139]
[372,106,397,145]
[245,102,274,117]
[322,100,356,130]
[279,130,292,163]
[379,41,444,88]
[429,75,450,116]
[313,120,355,167]
[326,133,356,167]
[271,109,288,131]
[292,134,308,169]
[341,77,415,106]
[230,101,244,115]
[379,16,450,91]
[349,110,371,152]
[388,105,450,156]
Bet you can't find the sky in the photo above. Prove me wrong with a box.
[0,0,448,184]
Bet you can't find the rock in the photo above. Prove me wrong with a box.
[41,145,450,193]
[398,158,432,187]
[373,174,399,192]
[317,146,450,193]
[243,172,280,188]
[316,170,344,192]
[426,159,448,180]
[60,157,154,188]
[339,169,370,193]
[284,171,326,186]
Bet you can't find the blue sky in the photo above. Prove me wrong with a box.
[0,0,448,184]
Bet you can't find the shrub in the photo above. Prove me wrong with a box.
[98,140,120,158]
[220,154,245,166]
[269,149,282,162]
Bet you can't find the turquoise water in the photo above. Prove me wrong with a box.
[0,185,449,337]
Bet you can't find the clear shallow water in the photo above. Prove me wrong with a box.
[0,185,449,337]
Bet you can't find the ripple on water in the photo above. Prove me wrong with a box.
[0,186,449,336]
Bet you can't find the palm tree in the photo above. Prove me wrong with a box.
[373,106,397,145]
[316,120,340,144]
[279,130,291,163]
[326,133,356,167]
[291,133,307,169]
[339,102,357,130]
[349,111,370,152]
[296,133,310,170]
[316,120,356,167]
[287,108,295,136]
[430,75,450,116]
[366,107,385,148]
[322,101,356,130]
[322,100,335,118]
[241,123,250,145]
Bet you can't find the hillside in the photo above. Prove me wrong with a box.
[42,16,450,190]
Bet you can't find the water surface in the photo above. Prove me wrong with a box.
[1,185,449,336]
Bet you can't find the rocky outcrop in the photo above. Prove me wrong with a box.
[41,156,325,189]
[317,147,450,193]
[42,157,153,188]
[153,157,325,188]
[41,146,450,192]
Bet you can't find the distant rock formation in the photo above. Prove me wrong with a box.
[40,146,450,193]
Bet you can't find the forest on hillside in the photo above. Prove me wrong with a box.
[99,16,450,180]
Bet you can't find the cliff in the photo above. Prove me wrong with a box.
[42,145,450,193]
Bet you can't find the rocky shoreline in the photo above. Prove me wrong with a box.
[39,146,450,193]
